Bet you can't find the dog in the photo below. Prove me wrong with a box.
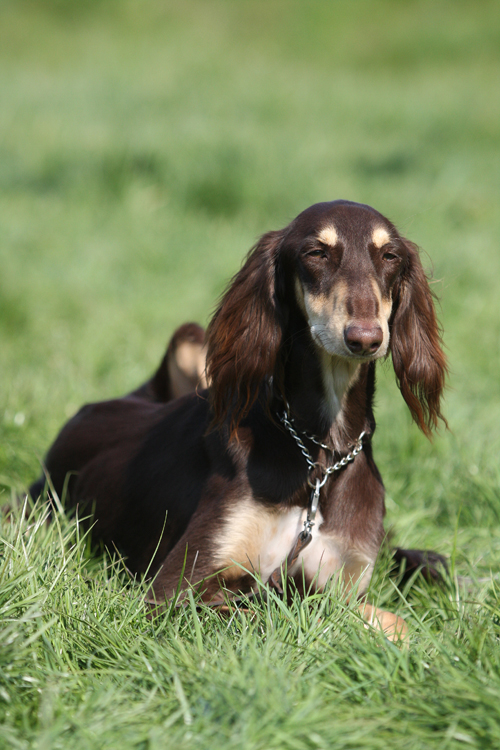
[30,200,447,640]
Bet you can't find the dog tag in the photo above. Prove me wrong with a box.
[309,478,320,524]
[301,478,321,539]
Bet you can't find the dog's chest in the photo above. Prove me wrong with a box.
[213,499,375,594]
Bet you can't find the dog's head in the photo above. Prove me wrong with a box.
[207,201,447,437]
[286,200,407,361]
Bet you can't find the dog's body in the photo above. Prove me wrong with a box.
[30,201,446,635]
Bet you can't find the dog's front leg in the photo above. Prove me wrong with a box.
[359,601,408,642]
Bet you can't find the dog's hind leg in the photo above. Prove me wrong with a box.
[130,322,207,403]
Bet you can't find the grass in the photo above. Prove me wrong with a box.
[2,500,500,749]
[1,0,500,747]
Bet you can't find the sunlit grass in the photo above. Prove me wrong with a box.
[2,499,500,749]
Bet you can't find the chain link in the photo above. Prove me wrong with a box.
[278,408,365,488]
[276,406,366,544]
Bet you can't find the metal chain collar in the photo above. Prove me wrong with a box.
[278,407,365,539]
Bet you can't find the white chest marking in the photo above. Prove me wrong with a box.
[214,499,375,595]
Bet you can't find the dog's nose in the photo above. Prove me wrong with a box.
[344,324,383,355]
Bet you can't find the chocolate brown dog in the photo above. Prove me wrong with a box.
[30,201,447,638]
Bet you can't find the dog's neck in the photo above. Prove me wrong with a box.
[277,334,372,447]
[318,351,361,425]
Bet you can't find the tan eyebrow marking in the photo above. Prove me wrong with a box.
[317,225,338,247]
[372,226,391,248]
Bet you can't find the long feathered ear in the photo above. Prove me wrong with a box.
[390,240,448,438]
[206,230,285,436]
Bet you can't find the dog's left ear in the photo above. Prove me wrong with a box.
[390,240,447,437]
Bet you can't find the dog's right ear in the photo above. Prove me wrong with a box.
[206,230,285,437]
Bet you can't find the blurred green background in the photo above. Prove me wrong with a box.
[2,3,500,747]
[1,0,500,565]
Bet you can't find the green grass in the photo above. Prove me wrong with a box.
[1,0,500,747]
[2,500,500,750]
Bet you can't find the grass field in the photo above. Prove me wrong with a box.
[1,1,500,747]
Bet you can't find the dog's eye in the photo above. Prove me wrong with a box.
[306,244,328,259]
[382,249,399,262]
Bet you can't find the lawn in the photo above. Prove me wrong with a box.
[1,1,500,747]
